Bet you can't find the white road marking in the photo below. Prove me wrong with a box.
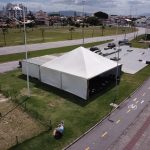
[126,109,131,113]
[141,100,144,104]
[142,93,146,96]
[133,98,137,101]
[136,101,139,104]
[148,87,150,90]
[116,120,121,124]
[85,147,90,150]
[101,132,108,137]
[128,104,137,110]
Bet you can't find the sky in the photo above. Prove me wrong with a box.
[0,0,150,15]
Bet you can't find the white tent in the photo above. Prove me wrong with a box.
[22,55,57,79]
[40,47,122,99]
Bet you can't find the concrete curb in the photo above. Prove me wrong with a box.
[63,77,150,150]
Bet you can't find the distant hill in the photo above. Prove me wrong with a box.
[49,10,92,17]
[140,13,150,17]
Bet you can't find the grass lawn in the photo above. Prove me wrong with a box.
[0,26,136,47]
[131,34,150,49]
[0,40,112,63]
[0,65,149,150]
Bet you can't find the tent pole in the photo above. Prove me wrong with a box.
[86,79,89,100]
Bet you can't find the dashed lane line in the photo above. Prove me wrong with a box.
[142,93,146,96]
[101,132,108,138]
[141,100,144,104]
[133,98,137,101]
[126,109,131,113]
[116,119,121,124]
[136,101,139,104]
[85,147,90,150]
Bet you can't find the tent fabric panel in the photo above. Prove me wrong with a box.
[40,67,61,89]
[61,73,87,99]
[42,47,119,79]
[22,61,40,79]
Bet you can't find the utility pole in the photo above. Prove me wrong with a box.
[113,19,121,103]
[23,6,30,97]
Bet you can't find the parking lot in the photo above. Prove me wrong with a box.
[91,43,150,74]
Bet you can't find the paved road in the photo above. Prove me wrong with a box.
[0,61,19,73]
[65,78,150,150]
[0,28,145,56]
[109,101,150,150]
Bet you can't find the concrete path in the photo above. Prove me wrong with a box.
[0,61,19,73]
[65,78,150,150]
[0,28,145,56]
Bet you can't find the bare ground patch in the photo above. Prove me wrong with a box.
[0,95,46,150]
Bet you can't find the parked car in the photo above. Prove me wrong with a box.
[90,47,99,52]
[107,43,116,48]
[118,39,131,46]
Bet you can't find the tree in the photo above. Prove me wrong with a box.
[94,11,108,36]
[69,27,74,40]
[94,11,108,19]
[27,11,35,21]
[86,16,99,26]
[101,25,105,36]
[40,28,45,41]
[2,28,8,46]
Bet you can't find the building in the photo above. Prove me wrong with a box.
[135,17,150,27]
[4,3,27,19]
[35,10,49,25]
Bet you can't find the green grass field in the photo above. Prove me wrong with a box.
[131,34,150,49]
[0,65,149,150]
[0,40,112,63]
[0,26,136,47]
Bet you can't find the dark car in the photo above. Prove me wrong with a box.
[118,39,131,46]
[107,43,116,48]
[90,47,99,52]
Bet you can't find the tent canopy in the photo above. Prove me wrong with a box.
[42,47,118,79]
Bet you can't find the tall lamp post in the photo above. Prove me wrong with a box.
[114,20,120,102]
[23,6,30,97]
[108,21,120,122]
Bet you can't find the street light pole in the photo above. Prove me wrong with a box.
[23,6,30,97]
[114,20,120,102]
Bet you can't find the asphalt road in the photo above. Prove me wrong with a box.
[0,61,19,73]
[0,28,145,56]
[65,78,150,150]
[109,99,150,150]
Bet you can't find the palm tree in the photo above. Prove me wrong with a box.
[2,28,7,46]
[69,27,74,40]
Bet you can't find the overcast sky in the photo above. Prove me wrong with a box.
[0,0,150,15]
